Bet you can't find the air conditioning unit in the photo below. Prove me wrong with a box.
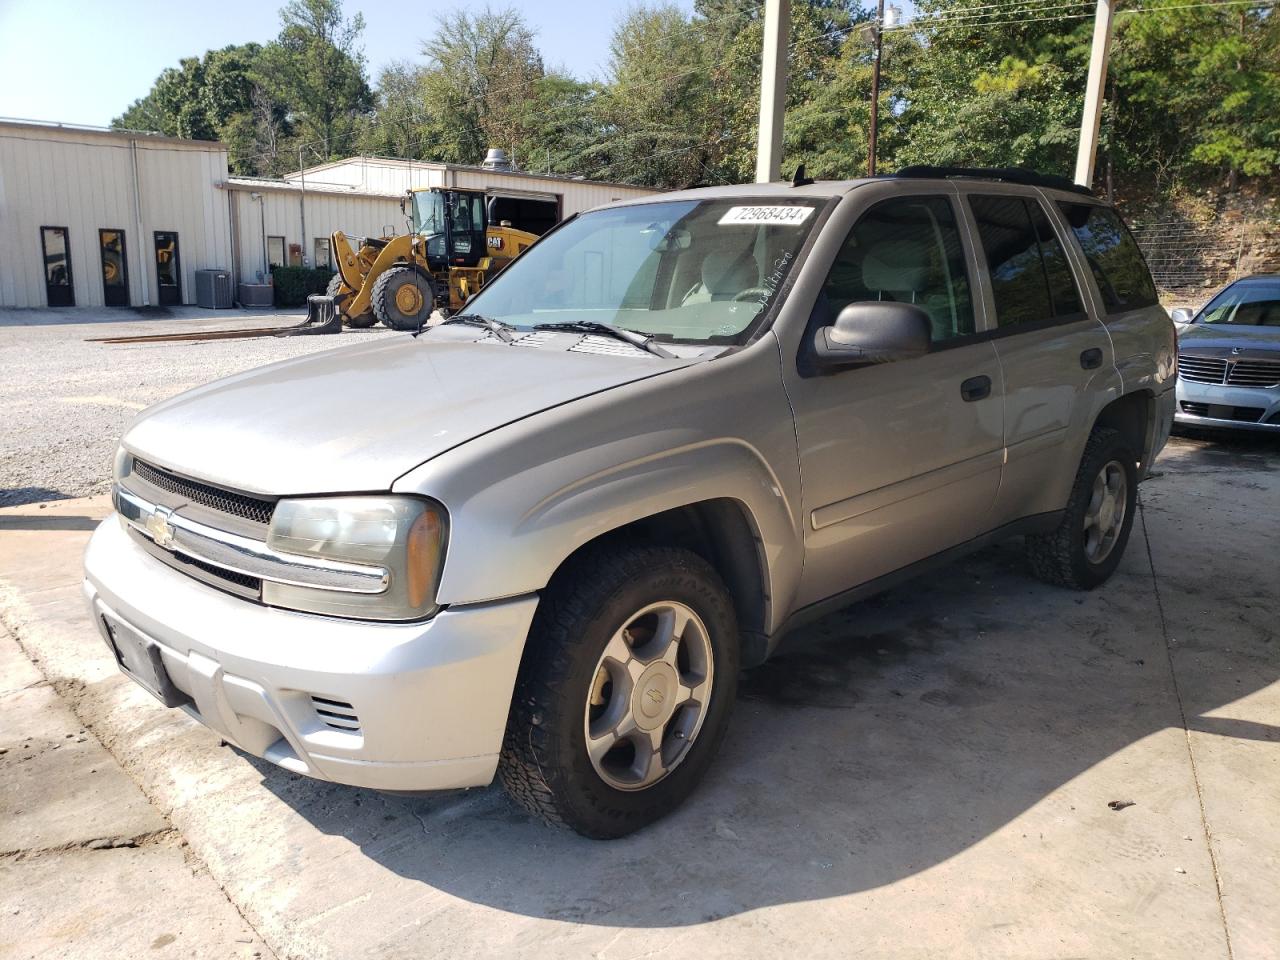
[195,269,234,309]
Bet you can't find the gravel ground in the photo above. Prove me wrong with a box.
[0,305,394,506]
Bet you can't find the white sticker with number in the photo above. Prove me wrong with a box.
[718,205,815,227]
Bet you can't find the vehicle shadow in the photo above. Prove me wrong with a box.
[245,445,1278,928]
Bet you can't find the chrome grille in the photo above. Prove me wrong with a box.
[1228,358,1280,388]
[132,460,275,525]
[1177,355,1228,384]
[310,696,360,732]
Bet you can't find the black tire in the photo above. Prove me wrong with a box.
[1025,427,1138,590]
[327,274,376,328]
[499,545,740,839]
[370,266,434,331]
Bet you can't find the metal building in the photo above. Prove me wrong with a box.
[225,155,655,283]
[0,118,657,308]
[0,119,232,309]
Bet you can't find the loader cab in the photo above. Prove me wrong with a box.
[410,188,487,270]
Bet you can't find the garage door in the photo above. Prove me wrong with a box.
[487,194,560,236]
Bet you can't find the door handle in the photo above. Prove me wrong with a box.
[1080,347,1103,370]
[960,375,991,402]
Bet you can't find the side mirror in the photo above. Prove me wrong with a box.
[812,301,932,369]
[1170,307,1194,329]
[400,197,408,215]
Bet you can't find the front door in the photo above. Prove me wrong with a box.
[100,229,129,306]
[154,231,181,305]
[784,190,1005,608]
[41,226,75,306]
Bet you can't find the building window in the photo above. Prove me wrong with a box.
[267,236,285,268]
[40,226,75,306]
[154,231,182,306]
[314,237,331,270]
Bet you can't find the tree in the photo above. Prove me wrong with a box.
[264,0,374,160]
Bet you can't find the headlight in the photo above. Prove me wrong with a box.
[264,496,447,621]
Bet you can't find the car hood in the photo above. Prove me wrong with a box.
[1179,323,1280,356]
[123,334,703,496]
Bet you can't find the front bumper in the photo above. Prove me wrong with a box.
[83,516,538,791]
[1174,378,1280,433]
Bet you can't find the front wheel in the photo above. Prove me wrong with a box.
[1025,427,1138,589]
[499,545,739,839]
[371,266,434,331]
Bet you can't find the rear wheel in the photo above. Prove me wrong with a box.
[1025,427,1138,589]
[327,274,376,328]
[371,266,434,331]
[499,545,739,839]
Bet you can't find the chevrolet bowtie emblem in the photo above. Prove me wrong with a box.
[145,505,177,550]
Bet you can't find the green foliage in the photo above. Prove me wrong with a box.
[113,0,1280,198]
[112,0,370,176]
[270,266,335,307]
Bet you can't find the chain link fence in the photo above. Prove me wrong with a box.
[1129,219,1249,307]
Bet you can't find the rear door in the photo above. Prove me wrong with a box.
[959,187,1113,524]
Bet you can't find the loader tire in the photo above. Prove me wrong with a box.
[371,267,434,331]
[328,274,376,328]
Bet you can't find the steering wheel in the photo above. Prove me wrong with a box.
[732,287,770,303]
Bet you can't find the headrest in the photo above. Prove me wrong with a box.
[862,240,931,292]
[702,251,759,297]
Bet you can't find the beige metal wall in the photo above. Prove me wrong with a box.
[0,122,231,308]
[228,185,405,281]
[282,157,655,218]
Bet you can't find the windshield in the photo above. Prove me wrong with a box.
[462,198,825,344]
[1197,280,1280,326]
[412,191,446,259]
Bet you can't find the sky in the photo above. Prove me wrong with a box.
[0,0,697,129]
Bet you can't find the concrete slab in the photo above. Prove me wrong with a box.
[0,682,165,853]
[1,845,264,960]
[0,616,274,959]
[0,436,1276,960]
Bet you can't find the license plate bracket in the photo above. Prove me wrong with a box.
[103,616,190,708]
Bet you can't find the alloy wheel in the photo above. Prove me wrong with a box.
[583,601,714,791]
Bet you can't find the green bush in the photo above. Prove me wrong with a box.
[270,266,334,308]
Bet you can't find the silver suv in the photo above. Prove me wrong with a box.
[84,169,1176,838]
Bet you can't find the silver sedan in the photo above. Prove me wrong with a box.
[1174,275,1280,432]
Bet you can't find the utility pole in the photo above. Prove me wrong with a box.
[755,0,790,183]
[298,145,307,267]
[1074,0,1115,187]
[868,0,886,177]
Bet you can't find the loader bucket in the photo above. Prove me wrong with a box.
[277,295,342,337]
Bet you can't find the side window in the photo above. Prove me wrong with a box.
[820,195,975,342]
[1058,202,1158,311]
[266,236,285,268]
[1027,202,1083,317]
[970,195,1082,327]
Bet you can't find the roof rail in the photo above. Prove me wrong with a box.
[891,165,1095,197]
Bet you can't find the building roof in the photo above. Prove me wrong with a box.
[283,153,657,194]
[221,176,396,198]
[0,117,227,151]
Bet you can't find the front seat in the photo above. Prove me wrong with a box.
[688,250,760,303]
[861,241,951,340]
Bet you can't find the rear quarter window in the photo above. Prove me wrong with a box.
[1058,203,1159,312]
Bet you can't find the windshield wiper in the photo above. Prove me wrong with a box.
[532,320,675,359]
[441,313,515,343]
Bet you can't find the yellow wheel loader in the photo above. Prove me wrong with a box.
[328,187,539,331]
